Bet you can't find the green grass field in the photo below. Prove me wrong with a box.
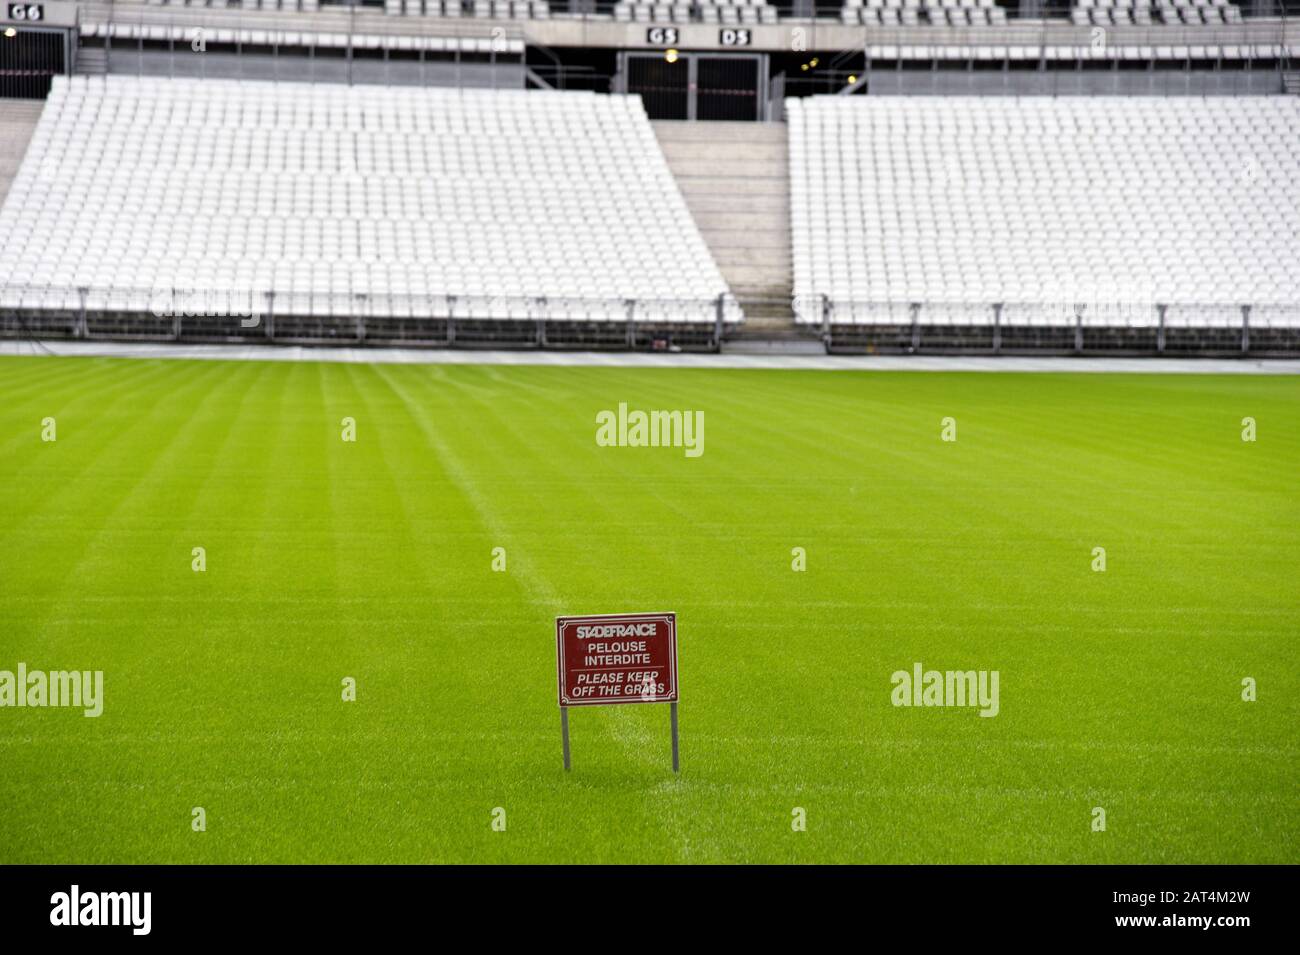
[0,354,1296,864]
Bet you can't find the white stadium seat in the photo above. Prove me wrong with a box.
[787,96,1300,327]
[0,76,736,325]
[1066,0,1249,27]
[615,1,778,25]
[842,0,1006,25]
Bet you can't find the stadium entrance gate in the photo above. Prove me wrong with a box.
[620,52,767,122]
[0,1,74,99]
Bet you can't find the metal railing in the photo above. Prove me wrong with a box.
[6,284,1298,355]
[85,0,528,87]
[84,0,1300,32]
[797,296,1300,354]
[87,0,1300,21]
[0,284,744,350]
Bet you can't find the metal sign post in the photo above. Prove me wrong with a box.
[556,612,680,773]
[561,707,571,771]
[670,701,679,772]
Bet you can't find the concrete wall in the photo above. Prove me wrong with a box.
[862,68,1285,96]
[100,49,525,88]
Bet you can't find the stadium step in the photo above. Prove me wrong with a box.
[722,336,826,355]
[730,300,801,321]
[673,177,788,199]
[723,266,794,290]
[1285,72,1300,95]
[0,99,44,208]
[656,138,787,163]
[723,313,823,353]
[652,119,793,320]
[76,47,109,76]
[650,119,788,144]
[674,192,789,215]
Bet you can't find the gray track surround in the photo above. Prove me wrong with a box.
[3,340,1299,372]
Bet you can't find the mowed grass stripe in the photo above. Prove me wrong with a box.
[0,359,222,535]
[0,357,1295,863]
[0,361,250,633]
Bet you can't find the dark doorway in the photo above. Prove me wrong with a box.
[626,54,689,120]
[0,28,65,99]
[696,56,760,121]
[624,52,765,121]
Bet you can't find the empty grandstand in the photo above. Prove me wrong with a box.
[788,95,1300,351]
[0,0,1297,354]
[1071,0,1245,25]
[842,0,1009,27]
[613,0,780,24]
[0,75,740,346]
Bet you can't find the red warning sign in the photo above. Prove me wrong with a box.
[556,612,678,707]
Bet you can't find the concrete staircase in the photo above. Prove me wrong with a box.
[76,46,109,76]
[1284,71,1300,96]
[0,99,44,208]
[653,120,796,326]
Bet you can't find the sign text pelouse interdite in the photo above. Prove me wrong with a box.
[556,612,678,707]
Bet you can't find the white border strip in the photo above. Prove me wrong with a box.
[2,340,1299,374]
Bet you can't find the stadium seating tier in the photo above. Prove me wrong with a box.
[0,76,739,324]
[788,95,1300,328]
